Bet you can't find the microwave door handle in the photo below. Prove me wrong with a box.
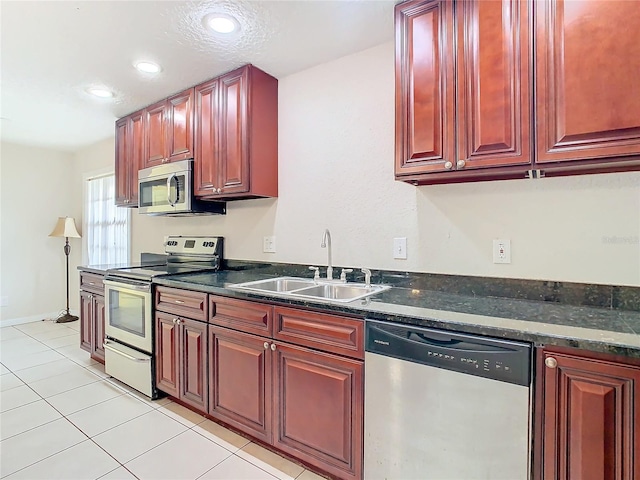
[167,174,177,206]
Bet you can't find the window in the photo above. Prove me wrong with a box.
[85,174,130,265]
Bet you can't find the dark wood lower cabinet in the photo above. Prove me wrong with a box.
[155,312,208,413]
[79,290,105,363]
[274,343,363,480]
[208,326,272,443]
[536,347,640,480]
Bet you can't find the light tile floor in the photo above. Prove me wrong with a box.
[0,320,327,480]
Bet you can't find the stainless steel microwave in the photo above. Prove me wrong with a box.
[138,159,226,216]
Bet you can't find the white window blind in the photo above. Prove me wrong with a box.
[86,175,130,265]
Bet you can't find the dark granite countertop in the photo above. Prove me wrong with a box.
[153,268,640,360]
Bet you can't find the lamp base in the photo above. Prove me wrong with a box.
[55,312,79,323]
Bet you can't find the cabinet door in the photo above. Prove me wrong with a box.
[395,0,455,176]
[114,118,129,206]
[194,79,221,196]
[168,88,194,162]
[79,291,93,353]
[539,350,640,480]
[179,318,208,413]
[535,0,640,164]
[91,294,105,363]
[273,343,363,480]
[218,68,250,194]
[128,111,144,205]
[145,100,168,167]
[155,313,179,397]
[208,326,272,443]
[456,0,531,170]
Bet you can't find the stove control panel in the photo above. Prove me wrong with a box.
[164,236,223,257]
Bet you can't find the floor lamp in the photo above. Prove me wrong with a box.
[49,217,82,323]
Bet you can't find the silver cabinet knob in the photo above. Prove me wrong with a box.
[270,343,276,351]
[217,188,222,194]
[545,357,558,369]
[457,159,466,168]
[264,342,269,350]
[444,161,453,170]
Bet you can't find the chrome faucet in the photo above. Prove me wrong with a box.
[321,229,333,280]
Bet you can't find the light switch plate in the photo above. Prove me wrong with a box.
[263,236,276,253]
[393,237,407,259]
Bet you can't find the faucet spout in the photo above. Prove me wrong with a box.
[321,229,333,280]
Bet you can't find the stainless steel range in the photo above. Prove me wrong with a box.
[103,235,223,398]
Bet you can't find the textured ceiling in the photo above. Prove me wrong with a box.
[0,0,395,152]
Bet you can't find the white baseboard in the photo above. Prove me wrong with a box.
[0,310,80,327]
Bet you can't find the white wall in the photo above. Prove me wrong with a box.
[128,41,640,287]
[0,142,82,323]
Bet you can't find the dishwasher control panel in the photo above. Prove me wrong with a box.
[366,320,531,386]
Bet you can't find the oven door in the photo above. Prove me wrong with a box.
[104,278,153,353]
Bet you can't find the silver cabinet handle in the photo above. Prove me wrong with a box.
[270,343,276,351]
[172,318,178,324]
[88,282,96,285]
[264,342,269,350]
[545,357,558,369]
[457,159,466,168]
[444,161,453,170]
[174,300,184,304]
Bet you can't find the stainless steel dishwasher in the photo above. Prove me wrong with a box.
[364,319,531,480]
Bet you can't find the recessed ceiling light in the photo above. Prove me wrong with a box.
[204,14,239,34]
[86,87,114,98]
[135,61,162,74]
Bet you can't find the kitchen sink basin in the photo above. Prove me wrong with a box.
[233,277,317,293]
[229,276,390,303]
[292,283,389,302]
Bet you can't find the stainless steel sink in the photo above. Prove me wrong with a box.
[229,276,389,303]
[292,283,389,302]
[230,277,316,293]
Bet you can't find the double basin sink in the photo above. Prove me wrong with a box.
[229,276,390,303]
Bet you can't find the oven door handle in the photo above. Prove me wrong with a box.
[103,279,151,291]
[104,341,151,363]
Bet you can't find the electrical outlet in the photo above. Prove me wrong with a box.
[393,237,408,259]
[493,239,511,264]
[263,236,276,253]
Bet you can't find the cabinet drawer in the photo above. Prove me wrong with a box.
[210,296,273,337]
[273,307,364,359]
[80,272,104,295]
[156,286,208,321]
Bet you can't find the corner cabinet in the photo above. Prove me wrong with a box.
[194,65,278,199]
[535,347,640,480]
[79,272,106,363]
[115,110,144,206]
[395,0,640,185]
[395,0,532,184]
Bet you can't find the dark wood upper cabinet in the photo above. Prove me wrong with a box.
[167,88,194,162]
[535,347,640,480]
[115,110,143,207]
[145,100,169,168]
[395,0,455,176]
[194,65,278,200]
[456,0,531,170]
[535,0,640,167]
[396,0,640,184]
[194,78,220,196]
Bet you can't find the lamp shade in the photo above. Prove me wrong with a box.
[49,217,81,238]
